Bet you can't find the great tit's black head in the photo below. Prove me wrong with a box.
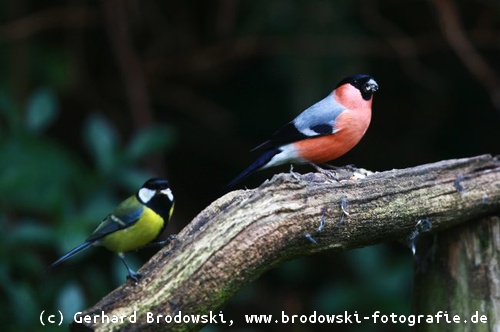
[137,178,175,223]
[137,178,174,205]
[336,74,378,101]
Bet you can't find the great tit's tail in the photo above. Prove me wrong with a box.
[49,241,93,269]
[223,148,279,192]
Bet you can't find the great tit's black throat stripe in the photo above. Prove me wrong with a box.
[145,195,173,233]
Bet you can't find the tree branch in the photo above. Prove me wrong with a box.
[71,154,500,331]
[431,0,500,109]
[103,0,152,130]
[414,214,500,331]
[0,7,97,42]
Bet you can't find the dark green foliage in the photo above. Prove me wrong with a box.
[0,87,174,332]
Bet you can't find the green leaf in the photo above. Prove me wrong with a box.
[83,114,118,173]
[0,90,22,133]
[8,283,37,326]
[0,137,84,213]
[25,87,59,133]
[57,282,85,322]
[5,221,55,246]
[126,124,175,161]
[114,168,154,191]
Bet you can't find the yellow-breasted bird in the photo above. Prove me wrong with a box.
[49,178,175,281]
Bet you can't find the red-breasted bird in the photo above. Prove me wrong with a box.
[225,74,378,190]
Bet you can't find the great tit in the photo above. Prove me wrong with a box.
[50,178,175,281]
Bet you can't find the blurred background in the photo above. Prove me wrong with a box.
[1,0,499,331]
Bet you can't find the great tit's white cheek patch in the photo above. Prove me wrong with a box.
[138,188,156,204]
[161,188,174,202]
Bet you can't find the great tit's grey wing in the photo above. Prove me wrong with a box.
[86,197,143,242]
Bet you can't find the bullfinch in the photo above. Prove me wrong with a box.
[225,74,378,190]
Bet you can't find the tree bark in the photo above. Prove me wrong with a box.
[70,154,500,332]
[413,215,500,332]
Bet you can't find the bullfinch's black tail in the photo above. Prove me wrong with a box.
[49,241,93,269]
[223,148,280,192]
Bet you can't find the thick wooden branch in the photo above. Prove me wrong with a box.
[71,154,500,332]
[414,214,500,331]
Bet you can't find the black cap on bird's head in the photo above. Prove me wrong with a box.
[136,177,174,223]
[142,178,170,191]
[336,74,379,101]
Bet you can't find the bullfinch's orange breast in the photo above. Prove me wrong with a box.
[293,87,372,163]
